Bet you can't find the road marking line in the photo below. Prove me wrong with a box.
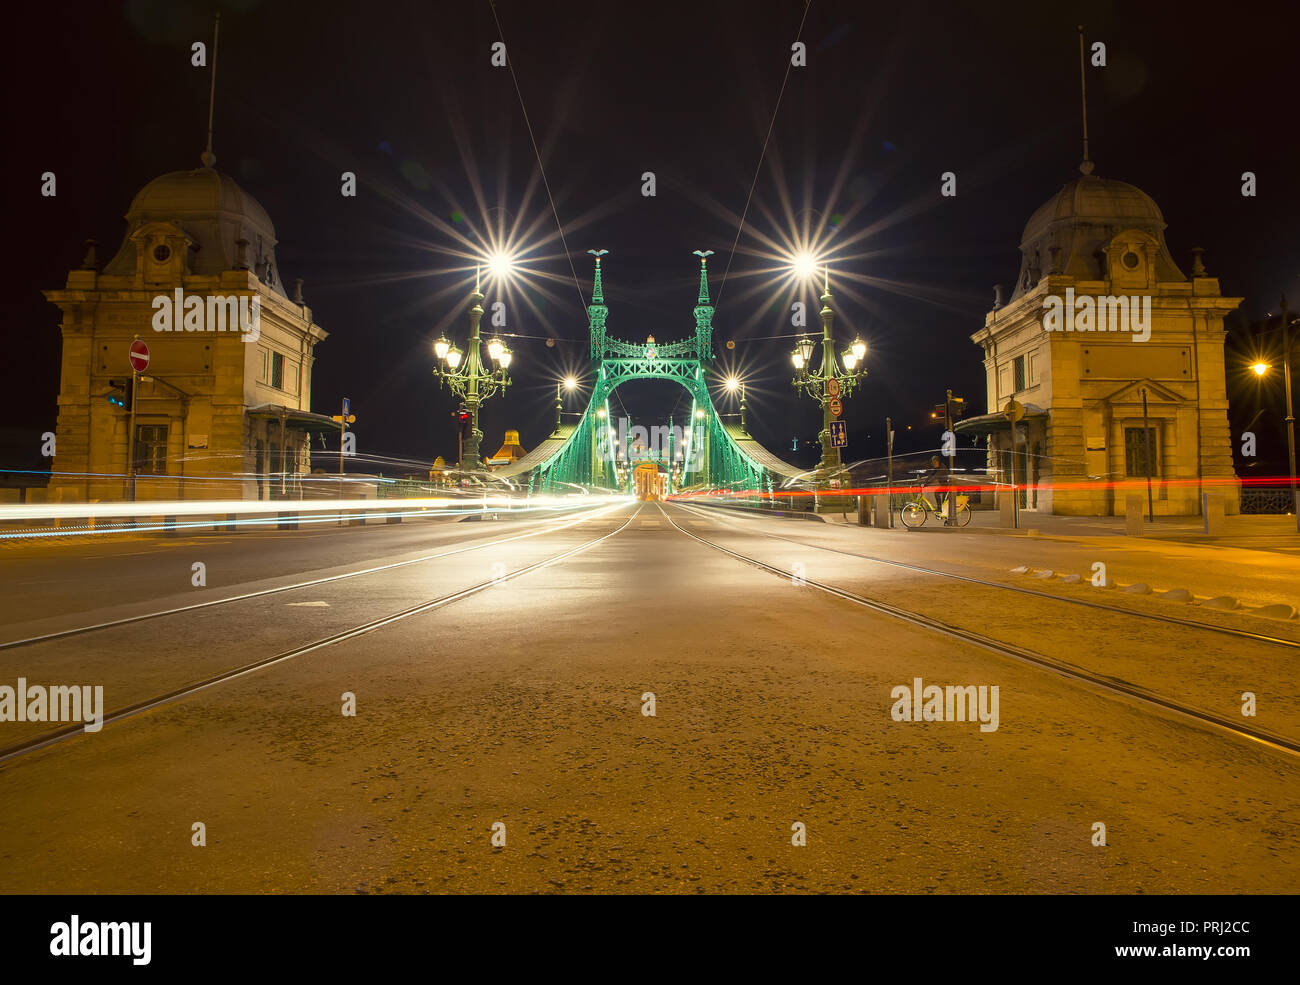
[0,502,632,651]
[0,509,642,766]
[661,504,1300,760]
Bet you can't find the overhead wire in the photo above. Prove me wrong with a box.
[712,0,814,313]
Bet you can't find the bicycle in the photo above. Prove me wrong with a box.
[899,487,971,528]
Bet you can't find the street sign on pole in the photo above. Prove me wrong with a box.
[125,338,150,502]
[826,378,841,398]
[829,420,847,448]
[828,397,843,418]
[337,397,354,492]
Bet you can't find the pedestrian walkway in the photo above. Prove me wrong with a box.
[823,505,1300,553]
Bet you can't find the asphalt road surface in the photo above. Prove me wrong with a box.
[1,501,1297,893]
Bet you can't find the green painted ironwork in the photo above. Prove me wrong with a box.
[523,253,794,496]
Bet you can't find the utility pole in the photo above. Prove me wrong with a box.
[126,365,138,502]
[1003,399,1024,530]
[886,416,895,528]
[1141,387,1155,522]
[331,397,355,499]
[944,388,956,526]
[339,398,348,482]
[1281,297,1298,530]
[1008,426,1017,530]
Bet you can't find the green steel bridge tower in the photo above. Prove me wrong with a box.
[497,253,803,496]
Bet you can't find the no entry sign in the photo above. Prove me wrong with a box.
[129,339,150,373]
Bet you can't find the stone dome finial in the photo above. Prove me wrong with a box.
[1079,158,1095,176]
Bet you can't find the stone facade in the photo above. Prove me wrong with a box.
[968,170,1241,516]
[42,166,328,504]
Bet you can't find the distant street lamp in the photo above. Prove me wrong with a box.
[1255,297,1298,529]
[723,375,748,433]
[433,263,515,468]
[789,261,867,481]
[555,376,578,433]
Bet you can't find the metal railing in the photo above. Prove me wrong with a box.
[1240,487,1296,515]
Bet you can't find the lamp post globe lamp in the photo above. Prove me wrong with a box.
[433,263,516,468]
[788,261,867,484]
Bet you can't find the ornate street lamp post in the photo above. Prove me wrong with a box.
[1254,297,1299,530]
[790,263,867,483]
[433,264,514,469]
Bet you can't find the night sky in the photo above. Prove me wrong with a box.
[4,0,1296,477]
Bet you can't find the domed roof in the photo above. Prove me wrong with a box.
[103,165,288,297]
[127,168,278,236]
[1010,169,1184,300]
[1021,174,1164,241]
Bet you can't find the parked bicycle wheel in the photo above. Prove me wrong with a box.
[900,501,928,529]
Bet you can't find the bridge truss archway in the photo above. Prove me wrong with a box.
[499,255,802,496]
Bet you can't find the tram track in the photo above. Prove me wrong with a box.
[673,502,1300,650]
[0,507,639,766]
[661,504,1300,760]
[0,501,629,651]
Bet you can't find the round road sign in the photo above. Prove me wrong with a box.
[829,397,843,418]
[129,339,150,373]
[826,377,841,398]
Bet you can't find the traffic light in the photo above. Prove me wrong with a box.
[931,397,967,423]
[107,378,134,411]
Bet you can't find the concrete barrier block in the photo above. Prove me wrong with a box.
[998,489,1015,527]
[1202,492,1225,535]
[872,494,891,528]
[1125,495,1144,536]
